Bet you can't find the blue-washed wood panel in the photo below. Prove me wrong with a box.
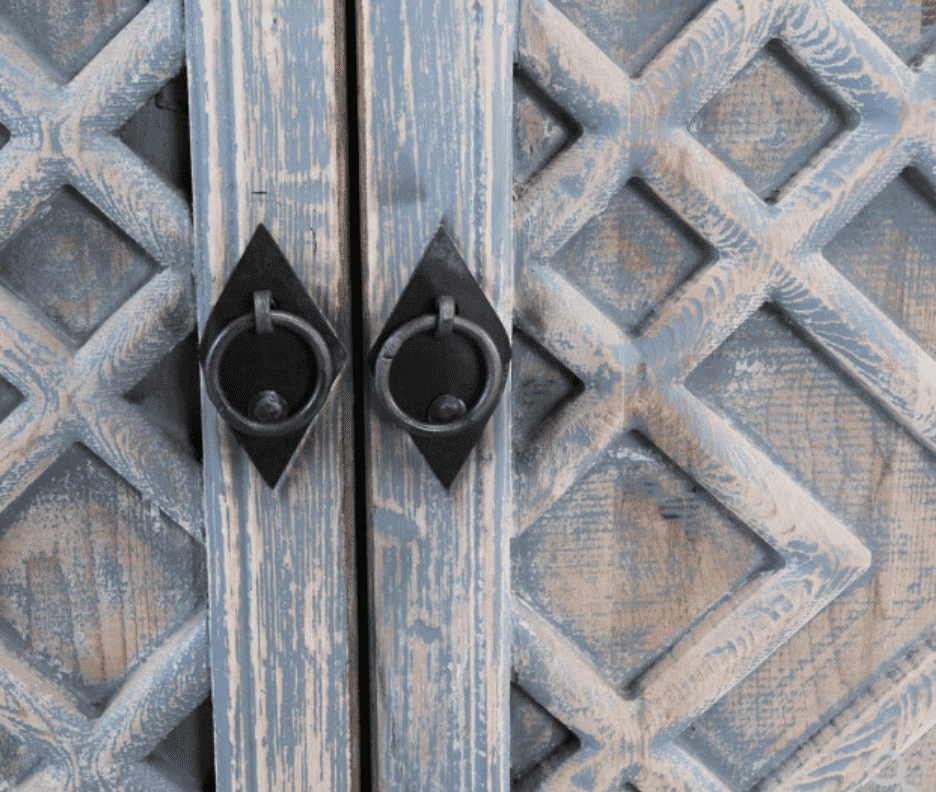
[359,0,515,788]
[186,0,355,789]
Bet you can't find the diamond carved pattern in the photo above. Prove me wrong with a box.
[548,178,712,331]
[0,0,147,80]
[0,444,206,706]
[512,0,936,787]
[0,188,157,345]
[842,0,936,64]
[513,433,774,692]
[0,0,207,787]
[686,306,936,787]
[689,39,850,203]
[823,168,936,360]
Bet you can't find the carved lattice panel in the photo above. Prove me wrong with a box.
[511,0,936,789]
[0,0,209,789]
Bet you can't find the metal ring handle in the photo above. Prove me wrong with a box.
[375,313,504,437]
[205,310,333,437]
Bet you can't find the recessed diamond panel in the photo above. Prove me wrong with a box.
[0,377,22,424]
[510,683,579,791]
[689,39,849,202]
[512,433,773,691]
[550,179,711,332]
[0,0,146,80]
[126,330,202,462]
[841,0,936,63]
[512,329,584,456]
[118,70,193,204]
[0,121,9,150]
[685,306,936,788]
[0,188,157,345]
[550,0,712,76]
[0,444,207,708]
[148,697,215,789]
[513,70,578,186]
[823,169,936,360]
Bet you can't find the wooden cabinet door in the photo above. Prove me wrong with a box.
[360,0,936,790]
[0,0,355,790]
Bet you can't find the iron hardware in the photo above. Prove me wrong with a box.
[368,225,511,487]
[374,295,504,437]
[198,225,347,487]
[204,289,333,438]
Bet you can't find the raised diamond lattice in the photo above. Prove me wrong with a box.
[507,0,936,784]
[0,188,158,345]
[842,0,936,63]
[0,0,207,786]
[0,0,146,80]
[513,432,775,692]
[0,444,206,707]
[549,178,712,332]
[685,305,936,788]
[689,39,850,202]
[550,0,712,76]
[823,168,936,360]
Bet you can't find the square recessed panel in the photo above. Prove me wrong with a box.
[689,39,850,203]
[550,178,712,333]
[0,187,157,346]
[118,70,193,204]
[550,0,712,77]
[510,683,580,791]
[0,0,146,80]
[0,444,207,708]
[513,69,579,187]
[512,433,774,693]
[841,0,936,63]
[685,305,936,788]
[823,169,936,360]
[512,328,584,458]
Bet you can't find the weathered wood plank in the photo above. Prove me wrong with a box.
[358,0,515,788]
[185,0,355,789]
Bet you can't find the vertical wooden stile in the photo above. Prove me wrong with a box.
[184,0,357,790]
[358,0,516,789]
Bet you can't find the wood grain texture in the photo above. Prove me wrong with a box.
[358,0,515,788]
[0,0,210,786]
[185,0,356,790]
[510,0,936,788]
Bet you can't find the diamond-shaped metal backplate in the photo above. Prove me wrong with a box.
[368,226,512,487]
[198,224,347,487]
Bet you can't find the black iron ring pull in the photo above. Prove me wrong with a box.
[374,295,504,437]
[204,289,333,437]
